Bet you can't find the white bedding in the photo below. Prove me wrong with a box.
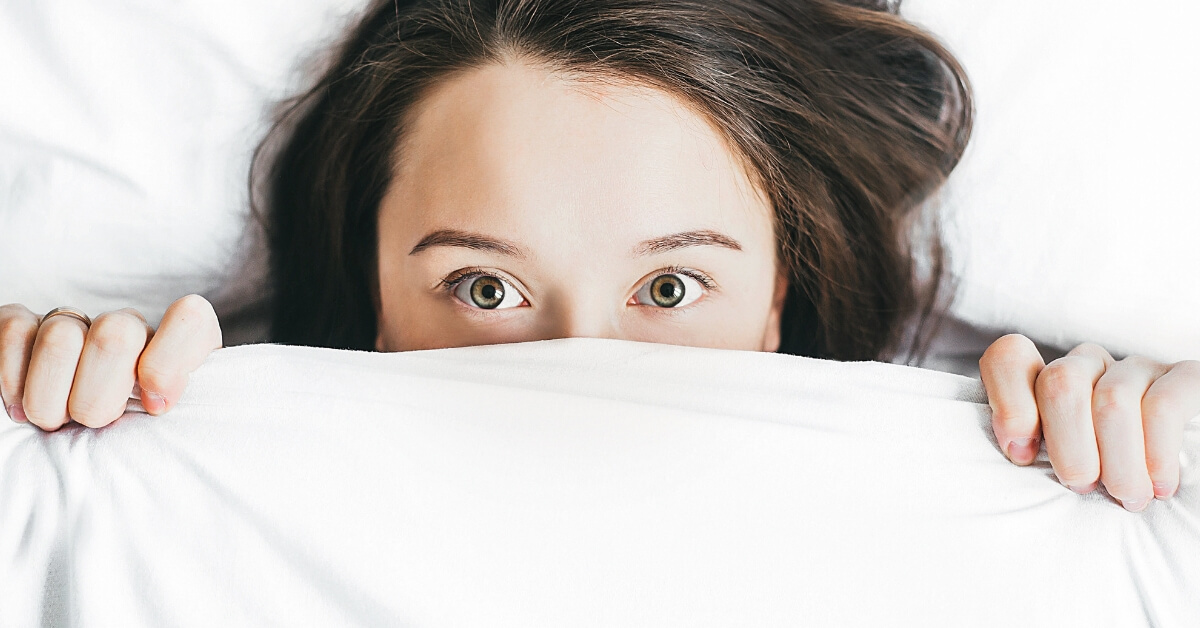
[2,340,1197,627]
[902,0,1200,362]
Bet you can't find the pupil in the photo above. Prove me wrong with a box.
[650,275,684,307]
[471,277,504,309]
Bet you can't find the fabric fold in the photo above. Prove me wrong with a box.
[1,339,1196,627]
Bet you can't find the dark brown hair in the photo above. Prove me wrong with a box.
[254,0,971,361]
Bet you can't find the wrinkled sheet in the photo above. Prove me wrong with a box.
[2,339,1198,627]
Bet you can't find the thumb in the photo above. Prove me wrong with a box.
[136,295,223,415]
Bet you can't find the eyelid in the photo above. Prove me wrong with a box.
[655,266,717,291]
[438,267,519,290]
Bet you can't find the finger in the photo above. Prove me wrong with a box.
[1092,357,1166,512]
[1142,360,1200,501]
[1035,354,1107,493]
[137,295,222,415]
[1066,342,1116,368]
[1,305,40,422]
[23,315,89,431]
[67,309,151,428]
[980,334,1045,465]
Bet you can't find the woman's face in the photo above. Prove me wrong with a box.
[375,61,786,352]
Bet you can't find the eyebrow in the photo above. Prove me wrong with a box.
[633,230,743,256]
[408,228,743,257]
[409,229,524,257]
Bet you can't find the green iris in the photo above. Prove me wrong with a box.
[470,276,505,309]
[650,274,685,307]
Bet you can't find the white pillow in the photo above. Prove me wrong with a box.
[903,1,1200,362]
[0,0,364,333]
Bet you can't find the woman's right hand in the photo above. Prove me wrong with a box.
[0,295,222,431]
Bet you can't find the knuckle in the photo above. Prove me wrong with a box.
[990,408,1034,430]
[114,307,148,323]
[22,405,66,431]
[1036,360,1089,400]
[0,372,21,400]
[981,334,1038,365]
[1054,461,1100,486]
[1073,342,1108,355]
[30,421,65,432]
[68,397,120,429]
[0,303,35,320]
[1174,360,1200,379]
[1145,455,1177,479]
[1119,355,1160,371]
[0,313,36,341]
[1141,393,1182,421]
[1091,383,1141,417]
[166,294,222,345]
[1101,478,1148,502]
[1068,343,1114,364]
[37,319,86,357]
[0,378,17,403]
[169,294,216,321]
[988,408,1027,427]
[88,313,147,355]
[137,357,175,390]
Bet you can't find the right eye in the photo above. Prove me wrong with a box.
[632,272,705,308]
[451,274,526,310]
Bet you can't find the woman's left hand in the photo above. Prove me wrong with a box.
[979,334,1200,512]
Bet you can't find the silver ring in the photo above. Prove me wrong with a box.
[40,306,92,328]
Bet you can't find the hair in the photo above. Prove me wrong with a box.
[253,0,972,361]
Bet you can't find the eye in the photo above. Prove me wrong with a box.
[452,274,526,310]
[633,272,705,308]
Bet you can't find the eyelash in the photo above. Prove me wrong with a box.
[438,267,501,291]
[657,265,717,292]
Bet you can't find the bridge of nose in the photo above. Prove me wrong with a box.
[527,277,630,342]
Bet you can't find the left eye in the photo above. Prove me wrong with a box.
[452,274,526,310]
[633,273,704,308]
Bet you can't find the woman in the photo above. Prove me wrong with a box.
[1,0,1197,513]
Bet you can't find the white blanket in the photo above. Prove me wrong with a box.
[2,340,1198,627]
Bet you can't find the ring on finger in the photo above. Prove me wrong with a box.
[40,307,92,328]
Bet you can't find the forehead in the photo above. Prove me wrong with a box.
[386,61,772,254]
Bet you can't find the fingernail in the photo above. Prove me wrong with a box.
[143,392,168,414]
[1068,481,1098,495]
[6,404,27,423]
[1121,497,1150,512]
[1153,481,1176,499]
[1006,437,1039,464]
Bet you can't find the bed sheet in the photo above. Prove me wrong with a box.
[2,339,1197,627]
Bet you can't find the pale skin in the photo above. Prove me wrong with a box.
[2,62,1197,513]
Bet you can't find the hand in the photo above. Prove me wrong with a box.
[980,334,1200,512]
[0,295,222,431]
